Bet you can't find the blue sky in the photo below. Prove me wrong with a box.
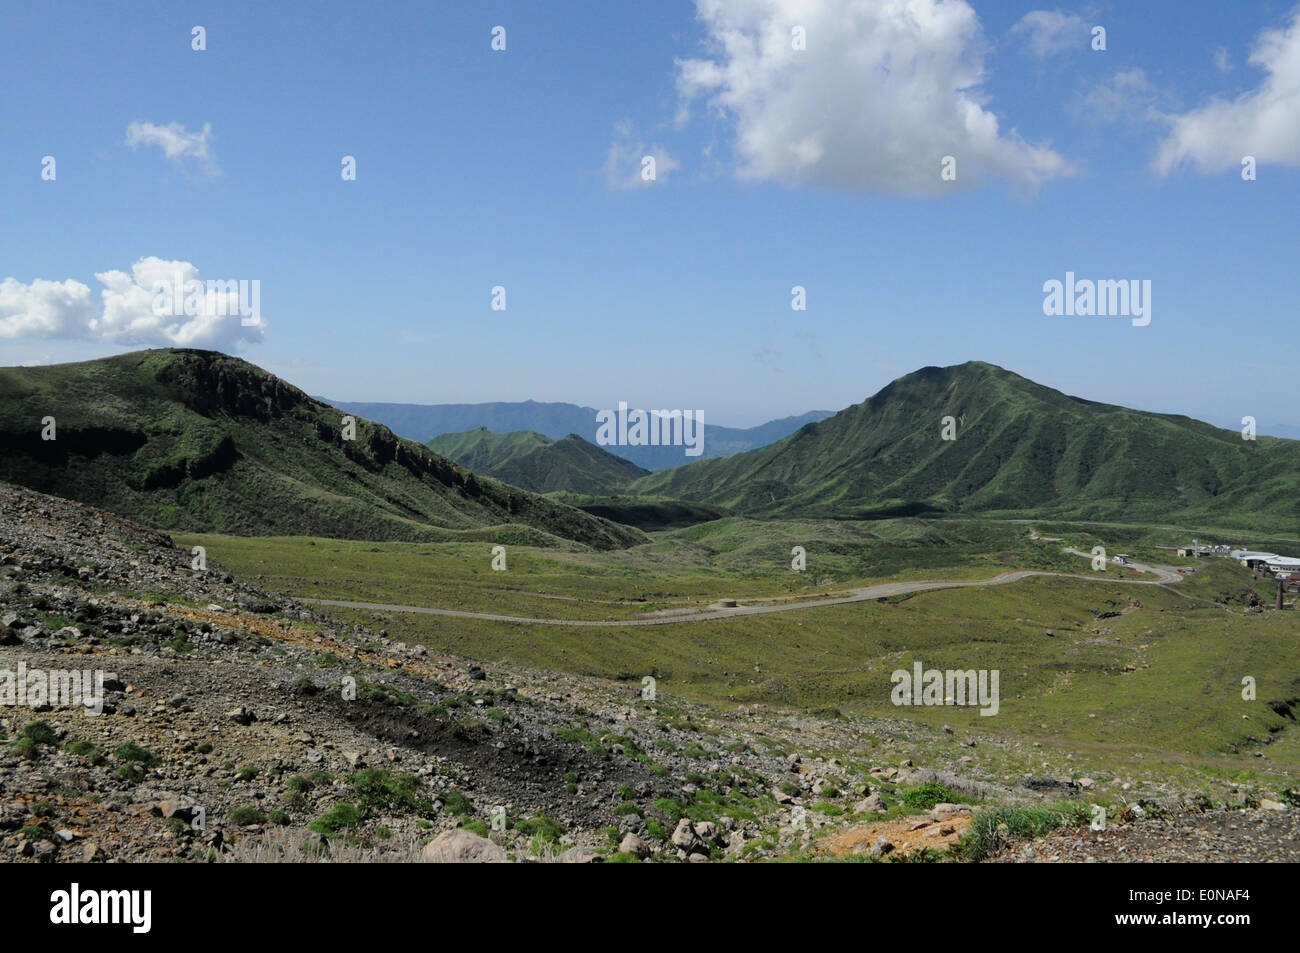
[2,0,1298,430]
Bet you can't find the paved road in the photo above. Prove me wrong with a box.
[299,555,1185,627]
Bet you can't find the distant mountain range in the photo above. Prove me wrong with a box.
[0,350,644,548]
[428,428,649,496]
[5,352,1295,541]
[631,361,1300,530]
[319,398,834,471]
[1261,424,1300,440]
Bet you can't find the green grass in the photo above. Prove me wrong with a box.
[308,802,363,836]
[21,721,59,746]
[349,769,431,816]
[513,813,565,843]
[899,782,962,809]
[228,806,268,827]
[957,804,1092,861]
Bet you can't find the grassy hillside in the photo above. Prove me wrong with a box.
[428,428,649,495]
[0,349,644,549]
[426,427,552,473]
[631,362,1300,532]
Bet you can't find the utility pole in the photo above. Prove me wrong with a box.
[1278,577,1285,610]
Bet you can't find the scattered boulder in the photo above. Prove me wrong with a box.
[226,706,256,726]
[855,792,887,813]
[671,817,701,852]
[619,832,649,859]
[421,829,508,863]
[554,846,602,863]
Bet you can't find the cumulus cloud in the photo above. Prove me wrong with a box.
[0,278,95,339]
[1153,7,1300,175]
[0,258,265,348]
[675,0,1073,196]
[1008,10,1092,59]
[126,121,218,174]
[604,120,681,188]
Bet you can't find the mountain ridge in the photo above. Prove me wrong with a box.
[629,360,1300,531]
[0,349,645,549]
[427,428,650,495]
[321,397,834,470]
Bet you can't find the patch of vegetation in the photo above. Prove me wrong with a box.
[514,813,565,844]
[113,741,157,781]
[308,802,363,836]
[440,789,473,816]
[8,737,40,761]
[64,739,106,765]
[350,769,431,816]
[359,679,418,707]
[21,721,59,746]
[228,806,267,827]
[956,804,1090,862]
[899,782,961,810]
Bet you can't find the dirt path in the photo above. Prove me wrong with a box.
[298,555,1188,626]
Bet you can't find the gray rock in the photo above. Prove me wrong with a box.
[420,829,508,863]
[555,846,602,863]
[226,706,256,726]
[692,820,719,844]
[619,832,649,858]
[855,792,887,813]
[671,817,700,851]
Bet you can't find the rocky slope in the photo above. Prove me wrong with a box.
[1,481,1293,862]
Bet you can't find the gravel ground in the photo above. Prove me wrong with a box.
[991,808,1300,862]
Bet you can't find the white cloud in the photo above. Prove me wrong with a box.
[1081,68,1158,123]
[0,277,95,339]
[675,0,1073,196]
[1009,10,1091,59]
[0,258,265,349]
[126,121,218,173]
[604,121,681,189]
[1213,45,1233,73]
[1153,7,1300,175]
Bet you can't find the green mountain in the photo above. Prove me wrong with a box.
[428,428,650,495]
[0,350,645,549]
[426,427,553,474]
[629,361,1300,531]
[325,396,834,470]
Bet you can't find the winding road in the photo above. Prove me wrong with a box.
[298,552,1185,627]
